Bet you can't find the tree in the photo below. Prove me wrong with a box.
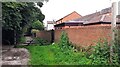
[31,20,44,30]
[2,2,45,33]
[2,1,48,46]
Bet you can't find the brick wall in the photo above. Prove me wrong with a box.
[36,30,52,42]
[54,26,112,47]
[36,25,120,47]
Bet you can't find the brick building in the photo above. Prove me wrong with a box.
[55,7,120,30]
[55,11,82,25]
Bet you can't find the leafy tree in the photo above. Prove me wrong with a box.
[31,20,44,30]
[2,1,48,46]
[2,2,43,33]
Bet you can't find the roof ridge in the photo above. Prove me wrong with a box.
[55,11,81,22]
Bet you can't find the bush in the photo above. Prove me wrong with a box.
[89,40,109,64]
[89,39,118,65]
[33,37,50,45]
[58,31,72,50]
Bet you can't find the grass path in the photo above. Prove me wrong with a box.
[18,44,91,65]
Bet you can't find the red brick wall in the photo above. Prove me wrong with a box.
[36,25,120,47]
[54,26,112,47]
[36,31,51,42]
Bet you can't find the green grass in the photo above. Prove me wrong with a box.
[18,44,91,65]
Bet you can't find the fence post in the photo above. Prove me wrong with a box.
[51,29,54,43]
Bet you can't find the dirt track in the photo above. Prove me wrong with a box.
[2,47,30,65]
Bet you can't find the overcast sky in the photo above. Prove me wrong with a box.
[40,0,119,26]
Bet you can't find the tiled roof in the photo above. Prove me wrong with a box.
[73,7,113,24]
[74,12,100,21]
[55,7,120,26]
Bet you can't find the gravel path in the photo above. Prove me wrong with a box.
[2,36,32,65]
[2,48,30,65]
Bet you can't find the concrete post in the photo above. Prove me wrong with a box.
[110,2,117,63]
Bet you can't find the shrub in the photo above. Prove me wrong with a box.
[58,31,72,50]
[89,40,109,64]
[89,39,118,65]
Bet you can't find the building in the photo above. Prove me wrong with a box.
[46,21,55,30]
[55,11,82,25]
[54,7,120,30]
[54,21,83,29]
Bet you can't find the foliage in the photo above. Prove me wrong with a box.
[59,31,72,50]
[31,20,44,30]
[114,29,120,64]
[31,29,40,33]
[89,41,109,64]
[17,39,119,65]
[33,37,50,45]
[2,2,47,45]
[2,2,45,34]
[17,44,91,65]
[89,39,118,65]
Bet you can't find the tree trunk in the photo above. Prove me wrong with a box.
[14,30,17,48]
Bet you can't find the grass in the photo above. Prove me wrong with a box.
[17,44,91,65]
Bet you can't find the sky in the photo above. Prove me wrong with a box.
[40,0,120,27]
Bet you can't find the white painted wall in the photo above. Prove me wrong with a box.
[46,23,54,30]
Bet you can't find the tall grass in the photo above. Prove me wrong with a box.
[18,45,91,65]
